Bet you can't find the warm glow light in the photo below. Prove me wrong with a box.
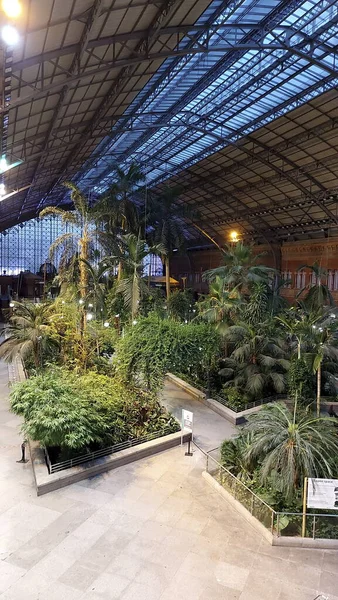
[1,24,19,46]
[2,0,21,18]
[229,231,239,242]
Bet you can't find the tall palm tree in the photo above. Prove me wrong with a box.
[112,233,165,320]
[147,186,192,299]
[40,182,95,300]
[203,242,274,295]
[298,262,334,312]
[307,323,338,416]
[79,258,114,317]
[198,276,242,335]
[243,402,338,500]
[0,302,57,368]
[220,321,289,399]
[277,308,319,360]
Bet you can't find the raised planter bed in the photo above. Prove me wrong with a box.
[30,429,192,496]
[167,373,278,424]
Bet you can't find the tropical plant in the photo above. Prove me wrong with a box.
[298,262,334,312]
[167,289,194,322]
[147,186,193,299]
[111,233,165,319]
[243,282,268,326]
[276,308,319,360]
[220,321,289,399]
[220,433,255,479]
[307,323,338,416]
[79,258,114,317]
[40,182,95,299]
[0,302,57,368]
[115,315,221,392]
[203,242,274,295]
[243,402,338,500]
[94,162,145,255]
[198,276,241,334]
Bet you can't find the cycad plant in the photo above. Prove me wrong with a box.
[243,402,338,500]
[111,233,165,320]
[220,321,289,399]
[40,182,95,299]
[0,302,57,368]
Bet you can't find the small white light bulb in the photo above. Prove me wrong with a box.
[79,299,84,305]
[88,303,93,308]
[132,320,137,325]
[104,321,110,328]
[86,312,93,321]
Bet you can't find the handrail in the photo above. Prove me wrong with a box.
[46,425,178,474]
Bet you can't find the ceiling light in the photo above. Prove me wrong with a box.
[229,231,239,242]
[0,183,6,198]
[1,24,19,46]
[2,0,21,18]
[0,155,23,174]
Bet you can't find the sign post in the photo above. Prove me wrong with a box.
[302,477,308,538]
[181,409,193,456]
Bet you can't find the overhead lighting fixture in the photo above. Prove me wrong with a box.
[1,24,19,46]
[0,183,7,198]
[2,0,22,18]
[229,231,239,243]
[0,155,23,174]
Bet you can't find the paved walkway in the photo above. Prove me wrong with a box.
[161,379,235,451]
[0,361,337,600]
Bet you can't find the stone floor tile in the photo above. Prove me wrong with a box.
[214,560,249,591]
[321,550,338,575]
[106,552,143,580]
[89,572,130,598]
[0,561,26,594]
[319,570,338,597]
[59,561,101,591]
[239,572,282,600]
[200,582,241,600]
[278,582,319,600]
[120,581,163,600]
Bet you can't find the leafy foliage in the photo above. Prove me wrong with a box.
[115,315,221,392]
[10,369,179,451]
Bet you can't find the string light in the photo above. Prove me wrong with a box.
[86,313,93,321]
[104,322,110,328]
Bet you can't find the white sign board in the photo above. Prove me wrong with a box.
[307,478,338,510]
[182,409,193,432]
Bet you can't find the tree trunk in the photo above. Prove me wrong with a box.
[165,256,170,300]
[316,362,321,417]
[79,225,89,298]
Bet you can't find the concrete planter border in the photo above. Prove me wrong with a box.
[203,471,338,549]
[167,373,262,425]
[29,430,192,496]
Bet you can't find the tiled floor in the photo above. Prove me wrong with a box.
[1,360,338,600]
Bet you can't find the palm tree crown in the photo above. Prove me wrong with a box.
[243,402,338,500]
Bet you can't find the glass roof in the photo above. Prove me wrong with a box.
[75,0,338,194]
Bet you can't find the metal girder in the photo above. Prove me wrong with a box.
[6,25,338,115]
[19,0,103,221]
[11,24,303,73]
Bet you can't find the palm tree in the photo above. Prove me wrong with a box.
[147,186,193,299]
[203,242,274,295]
[40,182,95,300]
[307,323,338,416]
[277,308,319,360]
[112,233,165,320]
[198,276,242,335]
[0,302,57,368]
[243,402,338,500]
[79,258,114,317]
[298,262,334,312]
[94,163,145,254]
[220,321,289,399]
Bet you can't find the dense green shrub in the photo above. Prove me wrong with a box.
[219,385,249,410]
[167,289,195,321]
[115,315,221,391]
[10,369,179,451]
[287,356,315,402]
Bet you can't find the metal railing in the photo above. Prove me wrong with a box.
[205,453,338,540]
[45,425,178,474]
